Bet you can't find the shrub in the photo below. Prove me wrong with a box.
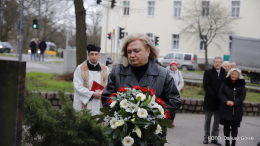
[197,83,205,95]
[23,91,109,146]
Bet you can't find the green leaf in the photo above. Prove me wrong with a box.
[110,96,117,101]
[146,89,150,100]
[100,107,111,114]
[145,98,152,105]
[104,128,114,135]
[123,123,128,136]
[141,128,150,140]
[137,139,146,146]
[112,129,119,139]
[137,96,141,102]
[121,108,131,118]
[128,99,137,104]
[158,119,173,128]
[96,117,104,124]
[91,114,106,119]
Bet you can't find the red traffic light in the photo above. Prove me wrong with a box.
[108,33,111,39]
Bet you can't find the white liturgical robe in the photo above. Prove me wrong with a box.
[73,64,110,115]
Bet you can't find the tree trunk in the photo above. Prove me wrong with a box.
[74,0,87,66]
[204,45,209,70]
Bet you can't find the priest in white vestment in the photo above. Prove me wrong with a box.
[73,44,110,115]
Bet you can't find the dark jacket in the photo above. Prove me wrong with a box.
[219,77,246,122]
[39,40,47,52]
[203,66,226,110]
[30,41,37,54]
[101,59,182,115]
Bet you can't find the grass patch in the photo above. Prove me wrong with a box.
[181,85,260,103]
[246,83,260,87]
[179,69,205,74]
[26,72,73,92]
[0,53,15,57]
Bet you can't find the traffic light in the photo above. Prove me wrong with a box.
[108,33,111,40]
[32,19,38,29]
[97,0,102,4]
[155,36,159,46]
[111,0,116,8]
[119,27,125,39]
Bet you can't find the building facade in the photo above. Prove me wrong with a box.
[100,0,260,62]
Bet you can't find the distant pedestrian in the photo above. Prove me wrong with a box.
[219,68,246,146]
[30,38,37,60]
[39,38,47,61]
[203,56,226,146]
[168,60,184,127]
[223,61,231,73]
[230,62,236,68]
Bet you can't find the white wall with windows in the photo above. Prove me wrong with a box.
[100,0,260,61]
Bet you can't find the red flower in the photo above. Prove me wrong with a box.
[109,93,118,97]
[132,85,140,90]
[107,98,113,105]
[140,87,148,93]
[155,97,166,108]
[149,88,155,96]
[118,87,127,92]
[164,110,171,119]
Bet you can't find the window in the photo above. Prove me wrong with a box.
[231,1,240,17]
[184,54,192,60]
[199,35,207,50]
[173,1,181,17]
[123,1,130,15]
[147,1,155,16]
[175,53,183,60]
[172,34,179,50]
[146,33,154,42]
[164,53,174,59]
[229,36,232,51]
[201,1,210,17]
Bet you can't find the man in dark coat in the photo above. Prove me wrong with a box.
[39,38,47,61]
[30,38,37,60]
[203,56,226,146]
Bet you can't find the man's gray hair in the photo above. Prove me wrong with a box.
[213,56,222,63]
[222,61,231,67]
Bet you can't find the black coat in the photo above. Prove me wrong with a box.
[219,77,246,122]
[30,41,37,53]
[39,40,47,52]
[203,66,226,110]
[101,59,182,115]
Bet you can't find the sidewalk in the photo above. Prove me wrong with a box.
[165,113,260,146]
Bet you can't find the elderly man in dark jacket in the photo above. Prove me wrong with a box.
[203,56,226,146]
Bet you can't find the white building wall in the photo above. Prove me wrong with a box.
[100,0,260,62]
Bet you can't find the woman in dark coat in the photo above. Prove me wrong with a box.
[101,33,182,146]
[30,38,37,60]
[218,68,246,146]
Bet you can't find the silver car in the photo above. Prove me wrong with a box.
[0,42,12,53]
[159,52,198,70]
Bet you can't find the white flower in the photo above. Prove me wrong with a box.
[157,105,164,115]
[115,120,125,127]
[148,100,158,109]
[137,108,148,118]
[110,118,117,129]
[136,126,142,138]
[110,101,117,108]
[154,124,162,134]
[136,93,146,101]
[125,102,139,113]
[120,99,128,109]
[122,136,134,146]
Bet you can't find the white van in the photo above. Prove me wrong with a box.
[159,52,198,70]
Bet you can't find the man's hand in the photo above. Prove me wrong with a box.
[93,90,102,99]
[226,101,234,106]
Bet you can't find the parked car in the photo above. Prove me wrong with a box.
[0,41,12,53]
[159,52,198,70]
[106,57,114,66]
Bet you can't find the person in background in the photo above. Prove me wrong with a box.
[219,68,246,146]
[203,56,226,146]
[168,60,184,127]
[39,38,47,61]
[73,44,110,115]
[230,62,236,68]
[223,61,231,73]
[30,38,37,60]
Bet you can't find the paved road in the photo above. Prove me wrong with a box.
[165,113,260,146]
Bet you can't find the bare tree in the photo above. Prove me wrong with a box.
[176,0,237,69]
[86,10,102,46]
[74,0,86,66]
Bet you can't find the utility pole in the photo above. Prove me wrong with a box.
[36,0,40,58]
[104,0,109,54]
[0,0,2,41]
[18,0,24,61]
